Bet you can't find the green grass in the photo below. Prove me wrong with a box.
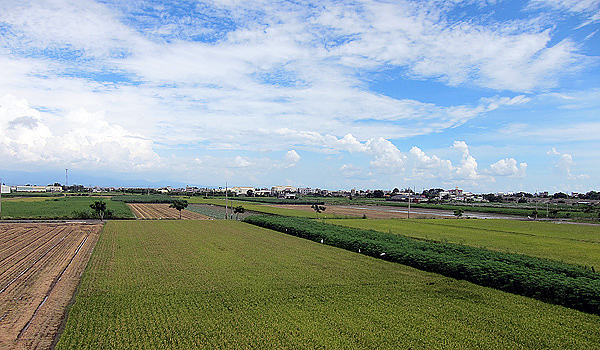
[56,220,599,349]
[329,218,600,268]
[0,197,134,219]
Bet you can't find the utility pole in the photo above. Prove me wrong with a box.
[65,169,69,193]
[407,187,411,219]
[225,182,228,220]
[0,178,3,219]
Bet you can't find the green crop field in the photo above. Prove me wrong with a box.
[56,220,599,349]
[0,196,134,219]
[329,218,600,268]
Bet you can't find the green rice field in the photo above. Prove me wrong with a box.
[329,218,600,268]
[56,220,600,349]
[0,196,134,219]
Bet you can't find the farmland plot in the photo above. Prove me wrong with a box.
[330,218,600,267]
[56,221,599,349]
[0,223,103,350]
[128,203,211,220]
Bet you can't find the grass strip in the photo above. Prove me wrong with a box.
[243,215,600,315]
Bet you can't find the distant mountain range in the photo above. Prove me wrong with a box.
[0,170,193,188]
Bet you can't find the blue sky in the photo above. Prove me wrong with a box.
[0,0,599,193]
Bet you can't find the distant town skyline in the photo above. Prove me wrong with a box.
[1,1,599,193]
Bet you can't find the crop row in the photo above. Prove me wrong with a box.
[243,215,600,315]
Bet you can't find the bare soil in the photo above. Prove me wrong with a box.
[128,203,211,220]
[0,222,103,350]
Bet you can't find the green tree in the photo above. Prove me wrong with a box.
[233,205,245,220]
[453,209,463,218]
[90,200,107,221]
[531,210,538,220]
[311,204,326,219]
[372,190,384,198]
[169,199,188,219]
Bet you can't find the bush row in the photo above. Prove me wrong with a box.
[243,215,600,315]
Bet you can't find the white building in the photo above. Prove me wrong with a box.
[1,184,10,194]
[297,187,315,195]
[230,186,256,196]
[46,186,63,192]
[271,185,297,196]
[16,185,47,192]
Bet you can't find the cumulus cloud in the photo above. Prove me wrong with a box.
[0,94,160,171]
[409,146,453,178]
[407,142,528,184]
[284,150,301,167]
[550,149,590,179]
[489,158,528,178]
[366,138,407,173]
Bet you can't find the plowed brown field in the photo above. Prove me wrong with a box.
[128,203,211,220]
[0,222,103,350]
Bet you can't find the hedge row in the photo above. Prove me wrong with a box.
[243,215,600,315]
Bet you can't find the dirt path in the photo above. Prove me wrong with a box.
[0,222,103,350]
[128,203,211,220]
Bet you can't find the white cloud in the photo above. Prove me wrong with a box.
[546,147,590,179]
[0,94,160,171]
[409,146,453,177]
[315,1,587,91]
[556,153,590,180]
[340,163,363,177]
[366,137,407,173]
[284,150,301,167]
[0,1,596,190]
[489,158,528,178]
[407,142,528,184]
[547,147,561,155]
